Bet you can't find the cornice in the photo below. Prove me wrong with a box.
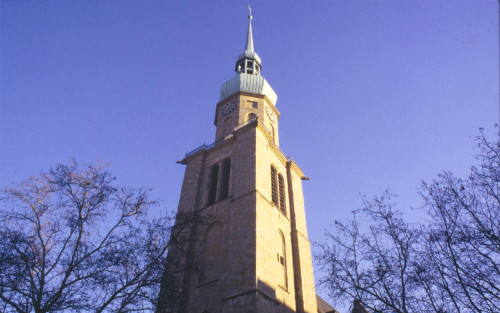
[287,159,307,180]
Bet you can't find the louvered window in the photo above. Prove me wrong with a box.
[278,230,288,290]
[278,174,286,214]
[208,164,219,205]
[271,166,278,206]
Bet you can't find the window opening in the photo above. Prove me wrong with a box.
[246,60,254,74]
[208,164,219,205]
[269,124,275,140]
[201,222,223,283]
[247,113,257,121]
[222,116,233,137]
[278,230,288,290]
[251,101,258,108]
[219,159,231,200]
[277,253,285,265]
[278,174,286,214]
[271,166,278,206]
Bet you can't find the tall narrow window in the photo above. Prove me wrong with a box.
[271,166,278,206]
[237,61,245,73]
[202,222,223,282]
[222,116,233,137]
[278,174,286,214]
[277,230,288,290]
[208,164,219,205]
[246,60,254,74]
[219,159,231,200]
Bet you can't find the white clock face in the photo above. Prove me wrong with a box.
[265,106,277,123]
[221,99,238,116]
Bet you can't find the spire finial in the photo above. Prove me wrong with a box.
[245,6,254,52]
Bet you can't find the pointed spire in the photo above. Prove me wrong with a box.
[245,5,254,52]
[235,6,261,75]
[221,6,277,105]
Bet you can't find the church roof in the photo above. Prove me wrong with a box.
[219,73,277,105]
[316,294,339,313]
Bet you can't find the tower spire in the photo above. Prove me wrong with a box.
[221,7,276,105]
[235,6,261,75]
[245,5,254,52]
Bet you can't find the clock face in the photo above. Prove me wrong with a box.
[265,106,277,123]
[221,99,238,116]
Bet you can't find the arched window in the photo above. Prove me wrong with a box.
[270,166,278,206]
[247,113,257,121]
[222,116,233,137]
[202,223,224,282]
[271,166,286,214]
[277,230,288,290]
[278,174,286,214]
[268,123,275,140]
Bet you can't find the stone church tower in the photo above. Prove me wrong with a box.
[158,10,319,313]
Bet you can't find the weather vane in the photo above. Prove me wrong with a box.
[248,5,252,20]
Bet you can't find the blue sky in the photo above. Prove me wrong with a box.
[1,0,498,309]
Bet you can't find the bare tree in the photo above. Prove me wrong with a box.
[420,131,500,313]
[0,160,178,313]
[318,131,500,313]
[317,192,424,313]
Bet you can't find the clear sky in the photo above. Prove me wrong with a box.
[1,0,498,309]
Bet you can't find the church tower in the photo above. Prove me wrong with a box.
[158,9,318,313]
